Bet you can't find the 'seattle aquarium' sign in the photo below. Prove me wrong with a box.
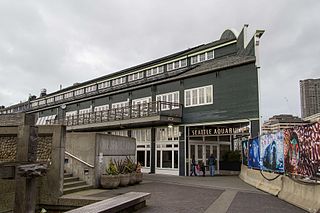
[190,126,250,136]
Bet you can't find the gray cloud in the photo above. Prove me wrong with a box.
[0,0,319,121]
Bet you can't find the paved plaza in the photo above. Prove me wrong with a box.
[65,174,307,213]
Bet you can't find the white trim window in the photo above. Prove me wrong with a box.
[112,77,126,86]
[132,97,152,117]
[31,101,39,108]
[55,94,64,101]
[94,104,109,112]
[98,81,110,89]
[74,88,84,96]
[128,71,144,82]
[184,85,213,107]
[66,110,78,118]
[111,99,129,117]
[64,92,74,99]
[47,97,54,104]
[190,50,215,65]
[146,66,164,77]
[85,85,97,93]
[156,91,179,110]
[79,107,92,115]
[39,99,46,106]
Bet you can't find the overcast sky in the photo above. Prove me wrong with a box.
[0,0,319,121]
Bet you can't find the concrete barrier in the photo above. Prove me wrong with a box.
[239,165,282,195]
[278,176,320,213]
[240,165,320,213]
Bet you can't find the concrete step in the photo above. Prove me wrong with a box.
[64,176,79,183]
[63,185,93,195]
[64,180,88,189]
[64,172,73,178]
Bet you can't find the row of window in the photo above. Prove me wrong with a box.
[24,50,215,110]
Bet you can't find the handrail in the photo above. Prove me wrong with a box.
[65,151,94,168]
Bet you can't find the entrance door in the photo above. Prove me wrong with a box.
[190,144,219,175]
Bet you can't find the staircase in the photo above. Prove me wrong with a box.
[63,173,93,195]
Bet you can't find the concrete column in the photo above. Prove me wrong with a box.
[150,127,156,174]
[179,126,185,176]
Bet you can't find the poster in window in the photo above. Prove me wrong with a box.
[260,131,284,173]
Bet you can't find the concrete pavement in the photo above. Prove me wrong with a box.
[64,174,307,213]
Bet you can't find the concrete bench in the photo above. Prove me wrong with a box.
[65,192,151,213]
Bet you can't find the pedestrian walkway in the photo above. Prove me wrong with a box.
[64,174,307,213]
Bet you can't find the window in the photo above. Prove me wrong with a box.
[152,68,158,75]
[111,100,129,117]
[174,61,180,69]
[191,55,198,64]
[85,85,96,93]
[158,66,164,73]
[146,69,152,77]
[156,91,179,110]
[98,81,110,89]
[47,97,54,104]
[184,85,213,107]
[36,115,57,125]
[167,63,173,71]
[200,53,206,62]
[55,95,64,101]
[74,88,84,96]
[207,50,214,60]
[128,72,144,82]
[31,102,39,107]
[39,100,46,106]
[79,107,92,115]
[180,58,187,67]
[64,92,73,99]
[94,104,109,112]
[112,77,126,86]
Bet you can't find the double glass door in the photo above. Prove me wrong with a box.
[190,143,219,173]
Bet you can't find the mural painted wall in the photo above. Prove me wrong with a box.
[248,137,260,169]
[241,140,248,166]
[284,122,320,179]
[260,131,284,173]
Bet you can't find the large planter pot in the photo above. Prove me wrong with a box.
[119,174,130,187]
[136,172,143,184]
[129,172,136,185]
[100,174,120,189]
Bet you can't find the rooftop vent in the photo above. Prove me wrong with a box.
[40,88,47,97]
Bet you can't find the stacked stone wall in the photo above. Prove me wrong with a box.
[36,136,52,162]
[0,136,17,163]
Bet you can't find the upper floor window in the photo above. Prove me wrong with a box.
[55,94,64,101]
[64,92,74,99]
[184,85,213,107]
[79,107,92,115]
[85,85,97,93]
[39,100,46,106]
[31,101,39,108]
[112,77,126,86]
[47,97,54,103]
[128,71,143,82]
[167,63,173,71]
[98,81,110,89]
[74,88,84,96]
[156,91,179,110]
[94,104,110,112]
[191,56,198,64]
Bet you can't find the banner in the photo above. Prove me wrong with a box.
[248,137,260,169]
[260,131,284,173]
[284,122,320,179]
[241,140,248,165]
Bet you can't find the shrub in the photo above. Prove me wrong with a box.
[106,159,119,175]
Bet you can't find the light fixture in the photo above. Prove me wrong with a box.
[168,123,173,128]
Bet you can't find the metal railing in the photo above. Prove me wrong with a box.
[50,101,182,126]
[65,151,94,168]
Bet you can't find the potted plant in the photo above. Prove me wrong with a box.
[114,159,130,187]
[100,159,120,189]
[135,162,143,183]
[125,157,137,185]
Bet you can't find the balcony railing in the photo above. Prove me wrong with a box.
[53,101,182,127]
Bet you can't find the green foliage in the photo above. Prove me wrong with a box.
[222,150,241,162]
[124,156,137,173]
[106,159,119,175]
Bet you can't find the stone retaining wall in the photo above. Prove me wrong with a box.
[0,136,17,163]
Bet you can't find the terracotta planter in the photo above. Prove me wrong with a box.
[129,172,136,185]
[136,172,143,183]
[119,174,130,187]
[100,174,120,189]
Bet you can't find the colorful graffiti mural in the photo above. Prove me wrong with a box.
[241,140,248,165]
[260,131,284,173]
[284,122,320,178]
[248,137,260,169]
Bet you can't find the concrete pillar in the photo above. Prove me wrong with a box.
[179,126,185,176]
[150,127,156,174]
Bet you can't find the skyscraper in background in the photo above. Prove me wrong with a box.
[300,78,320,118]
